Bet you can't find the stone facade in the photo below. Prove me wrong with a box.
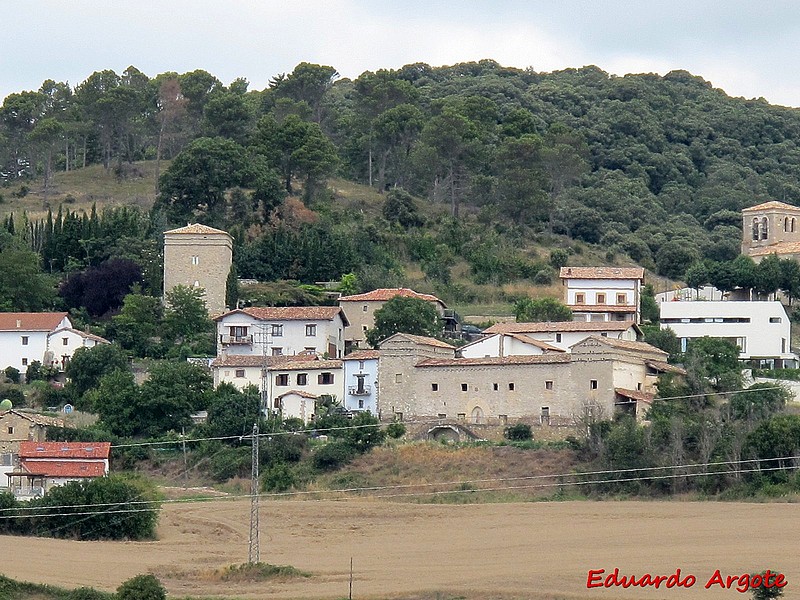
[742,201,800,262]
[163,223,233,315]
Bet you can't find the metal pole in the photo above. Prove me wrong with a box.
[248,422,260,563]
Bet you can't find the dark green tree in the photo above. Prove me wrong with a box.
[116,574,166,600]
[65,343,130,398]
[365,296,442,347]
[514,297,572,322]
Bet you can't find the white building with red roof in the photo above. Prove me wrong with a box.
[338,288,456,349]
[214,306,348,359]
[481,320,640,353]
[7,441,111,499]
[0,312,71,376]
[559,267,645,323]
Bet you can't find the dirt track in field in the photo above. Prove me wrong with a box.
[0,499,798,599]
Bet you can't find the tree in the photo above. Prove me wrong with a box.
[0,243,55,311]
[684,337,742,392]
[271,62,338,124]
[116,574,166,600]
[365,296,441,347]
[65,343,130,398]
[84,369,140,436]
[137,361,213,437]
[109,289,163,357]
[59,258,142,317]
[514,297,572,322]
[641,325,681,358]
[206,384,262,438]
[728,383,789,423]
[163,284,212,344]
[382,187,422,228]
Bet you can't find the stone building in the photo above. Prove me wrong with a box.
[163,223,233,315]
[741,200,800,262]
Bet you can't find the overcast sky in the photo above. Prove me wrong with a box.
[3,1,800,107]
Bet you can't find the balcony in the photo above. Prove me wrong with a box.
[348,384,372,396]
[220,334,253,345]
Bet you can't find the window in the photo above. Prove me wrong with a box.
[21,358,27,366]
[601,332,608,337]
[62,337,69,346]
[395,412,403,422]
[305,347,316,353]
[431,383,439,391]
[545,380,553,390]
[498,414,508,425]
[782,338,787,353]
[358,399,364,409]
[21,336,28,346]
[319,372,334,385]
[271,324,283,337]
[761,216,769,240]
[191,255,199,265]
[276,374,289,386]
[362,325,368,332]
[230,325,248,338]
[590,379,598,390]
[362,305,368,312]
[541,407,550,424]
[457,413,466,421]
[297,373,308,385]
[272,347,283,356]
[305,324,317,336]
[395,373,402,383]
[752,217,760,241]
[555,333,562,343]
[359,361,365,370]
[461,383,468,392]
[438,413,447,419]
[596,293,606,305]
[235,369,245,378]
[575,293,585,305]
[785,217,790,232]
[508,382,515,391]
[616,293,627,305]
[770,317,782,323]
[7,427,13,435]
[493,383,499,391]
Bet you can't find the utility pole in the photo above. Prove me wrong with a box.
[248,422,260,564]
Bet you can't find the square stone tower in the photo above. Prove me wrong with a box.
[163,223,233,315]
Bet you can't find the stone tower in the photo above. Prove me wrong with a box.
[163,223,233,315]
[742,201,800,262]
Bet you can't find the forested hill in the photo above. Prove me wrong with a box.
[2,61,800,308]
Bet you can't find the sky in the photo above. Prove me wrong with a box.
[3,1,800,107]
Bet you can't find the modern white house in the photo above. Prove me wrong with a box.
[342,349,379,413]
[0,313,108,377]
[560,267,644,323]
[660,300,797,368]
[481,321,641,353]
[214,306,349,359]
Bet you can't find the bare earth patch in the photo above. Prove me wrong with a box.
[0,498,797,599]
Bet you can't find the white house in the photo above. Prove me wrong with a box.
[266,359,343,415]
[46,327,109,371]
[560,267,644,323]
[0,313,72,375]
[459,332,565,359]
[660,300,797,368]
[275,391,318,424]
[214,306,349,359]
[481,321,640,353]
[342,350,380,414]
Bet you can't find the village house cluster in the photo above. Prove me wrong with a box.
[1,202,797,495]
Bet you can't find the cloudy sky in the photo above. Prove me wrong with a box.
[3,1,800,107]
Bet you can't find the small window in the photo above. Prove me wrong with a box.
[272,347,283,356]
[305,324,317,336]
[304,347,316,353]
[637,382,642,391]
[21,358,27,366]
[498,414,508,425]
[545,380,554,390]
[276,374,289,386]
[457,413,466,421]
[235,369,245,378]
[601,332,608,337]
[461,383,468,392]
[362,325,368,332]
[590,379,598,390]
[541,406,550,424]
[271,324,283,337]
[596,293,606,305]
[493,383,499,391]
[395,412,404,422]
[359,361,365,370]
[395,373,402,383]
[362,305,368,312]
[770,317,782,323]
[508,382,515,391]
[359,399,364,409]
[297,373,308,386]
[437,413,447,419]
[555,333,562,343]
[62,337,69,346]
[191,255,199,265]
[431,383,439,391]
[7,427,13,434]
[616,293,627,305]
[21,336,28,346]
[319,372,334,385]
[575,293,585,305]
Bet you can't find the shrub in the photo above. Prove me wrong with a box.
[312,441,356,471]
[532,267,555,285]
[386,422,406,439]
[116,574,166,600]
[549,248,569,269]
[3,366,20,384]
[504,423,533,441]
[67,587,112,600]
[262,462,296,492]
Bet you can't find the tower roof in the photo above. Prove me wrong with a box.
[742,201,800,213]
[164,223,231,236]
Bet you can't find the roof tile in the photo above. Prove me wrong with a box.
[164,223,231,235]
[339,288,444,304]
[215,306,346,323]
[560,267,645,280]
[0,313,69,332]
[483,321,637,334]
[19,441,111,459]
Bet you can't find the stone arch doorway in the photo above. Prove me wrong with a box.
[471,406,484,424]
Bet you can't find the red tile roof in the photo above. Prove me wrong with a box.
[211,354,319,368]
[0,312,69,332]
[338,288,444,304]
[271,359,342,372]
[574,336,667,356]
[742,201,800,212]
[560,267,644,280]
[748,241,800,257]
[342,350,381,360]
[215,306,347,324]
[615,388,655,403]
[380,333,456,349]
[19,460,107,478]
[483,321,637,334]
[276,390,318,399]
[164,223,231,235]
[646,360,687,375]
[417,354,572,367]
[19,441,111,459]
[0,410,63,428]
[459,332,564,353]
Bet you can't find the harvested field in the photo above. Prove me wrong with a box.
[1,499,798,599]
